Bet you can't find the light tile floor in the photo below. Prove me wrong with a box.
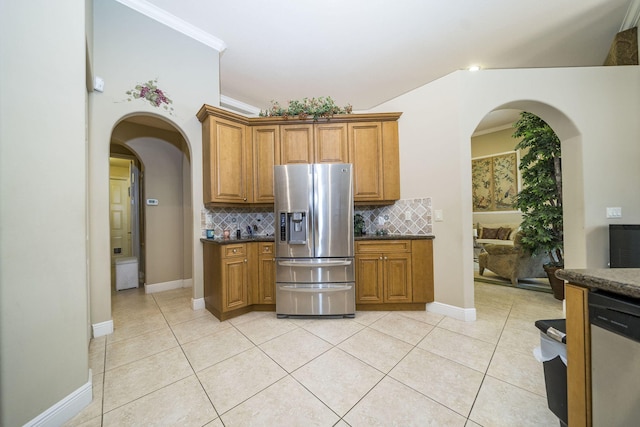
[67,281,564,426]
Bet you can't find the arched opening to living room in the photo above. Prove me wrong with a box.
[470,102,581,303]
[109,113,194,297]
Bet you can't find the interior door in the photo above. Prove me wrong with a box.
[110,177,131,263]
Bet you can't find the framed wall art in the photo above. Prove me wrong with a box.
[472,152,518,212]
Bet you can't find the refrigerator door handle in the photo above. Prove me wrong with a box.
[277,260,353,267]
[279,284,353,292]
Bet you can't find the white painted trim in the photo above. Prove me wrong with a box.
[144,279,185,294]
[621,0,640,31]
[92,320,114,337]
[471,123,513,137]
[183,278,193,288]
[427,301,477,322]
[192,297,205,310]
[115,0,227,52]
[25,370,93,427]
[220,95,261,116]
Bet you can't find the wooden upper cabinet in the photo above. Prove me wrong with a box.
[314,123,349,163]
[202,115,251,204]
[252,125,279,203]
[197,105,401,205]
[349,122,384,201]
[280,124,314,164]
[348,121,400,203]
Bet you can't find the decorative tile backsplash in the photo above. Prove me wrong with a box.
[202,207,275,239]
[356,198,432,235]
[201,197,432,238]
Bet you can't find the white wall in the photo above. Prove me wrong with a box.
[127,136,187,285]
[0,2,90,425]
[374,66,640,311]
[90,0,220,326]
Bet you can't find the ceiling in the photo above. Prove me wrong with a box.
[122,0,638,128]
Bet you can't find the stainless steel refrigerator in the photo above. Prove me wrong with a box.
[274,163,355,317]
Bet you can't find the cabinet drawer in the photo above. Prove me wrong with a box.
[356,240,411,254]
[259,242,274,255]
[224,244,247,258]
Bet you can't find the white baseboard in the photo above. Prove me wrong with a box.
[144,279,187,294]
[183,278,193,288]
[192,297,205,310]
[427,301,477,322]
[92,320,113,337]
[25,370,93,427]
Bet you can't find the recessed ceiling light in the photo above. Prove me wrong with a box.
[468,65,481,72]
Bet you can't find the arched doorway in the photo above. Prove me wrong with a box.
[469,102,581,303]
[109,114,194,295]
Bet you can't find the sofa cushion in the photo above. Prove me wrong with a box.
[477,222,520,241]
[497,227,512,240]
[481,227,500,239]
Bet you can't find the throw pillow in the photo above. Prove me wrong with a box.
[481,227,500,239]
[497,227,512,240]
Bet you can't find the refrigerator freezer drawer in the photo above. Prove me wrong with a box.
[276,283,355,317]
[276,258,354,283]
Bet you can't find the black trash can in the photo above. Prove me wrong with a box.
[534,319,568,427]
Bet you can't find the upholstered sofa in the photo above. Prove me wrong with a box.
[475,222,520,247]
[478,231,549,285]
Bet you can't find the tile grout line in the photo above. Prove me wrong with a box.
[154,291,225,425]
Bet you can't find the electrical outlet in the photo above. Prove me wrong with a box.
[434,209,444,222]
[404,210,412,221]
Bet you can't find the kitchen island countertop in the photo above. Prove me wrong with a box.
[556,268,640,298]
[201,234,435,245]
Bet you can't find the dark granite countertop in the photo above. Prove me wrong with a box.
[556,268,640,299]
[201,236,274,245]
[201,234,435,245]
[355,234,435,241]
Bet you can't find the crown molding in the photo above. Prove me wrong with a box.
[220,95,262,116]
[472,123,513,137]
[620,0,640,31]
[115,0,227,53]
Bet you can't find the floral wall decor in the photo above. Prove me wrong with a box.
[125,78,174,115]
[472,152,518,211]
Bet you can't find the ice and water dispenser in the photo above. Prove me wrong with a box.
[280,211,307,244]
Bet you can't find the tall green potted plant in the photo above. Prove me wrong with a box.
[513,112,564,299]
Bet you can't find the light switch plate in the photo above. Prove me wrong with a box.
[434,209,444,222]
[94,76,105,92]
[606,207,622,218]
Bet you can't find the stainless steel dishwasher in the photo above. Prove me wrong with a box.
[589,290,640,426]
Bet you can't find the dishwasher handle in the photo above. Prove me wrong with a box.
[589,291,640,343]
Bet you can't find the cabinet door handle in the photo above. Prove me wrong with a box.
[379,256,383,260]
[384,256,388,260]
[243,198,247,201]
[233,249,237,253]
[244,259,247,263]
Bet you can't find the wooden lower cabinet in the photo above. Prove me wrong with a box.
[255,242,276,305]
[204,243,250,320]
[355,239,433,310]
[204,241,275,320]
[566,283,592,427]
[204,238,433,320]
